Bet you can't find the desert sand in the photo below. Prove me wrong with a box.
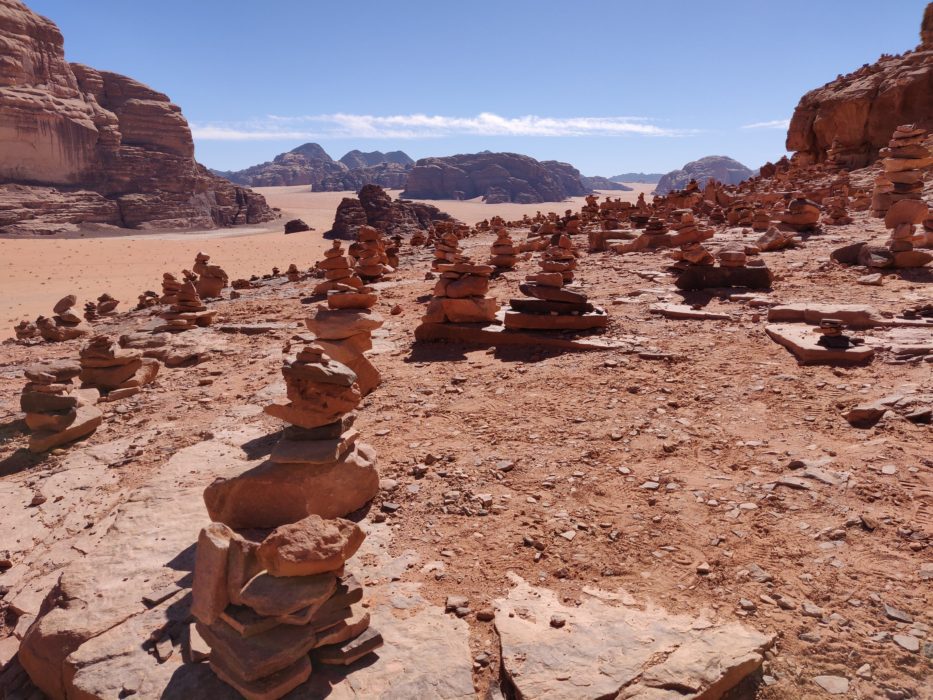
[0,185,653,338]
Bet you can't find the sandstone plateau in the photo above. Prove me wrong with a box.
[0,0,273,235]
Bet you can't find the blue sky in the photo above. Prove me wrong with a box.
[29,0,928,176]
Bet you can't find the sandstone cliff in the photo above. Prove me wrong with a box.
[0,0,273,234]
[654,156,754,194]
[401,152,587,203]
[217,144,414,191]
[786,2,933,168]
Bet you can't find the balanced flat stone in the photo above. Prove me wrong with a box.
[675,265,773,290]
[239,571,337,617]
[508,298,594,314]
[197,617,319,682]
[519,282,589,304]
[268,429,358,464]
[766,324,875,364]
[495,575,773,700]
[504,309,609,331]
[314,626,384,666]
[415,321,628,351]
[210,650,312,700]
[650,303,733,321]
[28,405,102,453]
[767,303,884,328]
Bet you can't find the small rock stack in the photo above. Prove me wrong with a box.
[420,256,499,325]
[668,211,713,247]
[306,288,384,395]
[314,241,364,296]
[821,196,852,225]
[193,252,229,298]
[880,125,931,266]
[642,216,669,240]
[161,273,183,304]
[751,207,771,232]
[83,293,120,322]
[432,230,469,269]
[34,295,91,342]
[286,264,302,282]
[350,225,392,281]
[489,228,518,269]
[79,335,159,400]
[776,194,821,232]
[157,278,216,331]
[671,241,715,267]
[136,291,160,310]
[193,343,382,697]
[716,244,748,269]
[504,237,607,331]
[20,360,102,453]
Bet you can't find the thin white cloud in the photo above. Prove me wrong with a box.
[741,119,790,130]
[191,112,685,140]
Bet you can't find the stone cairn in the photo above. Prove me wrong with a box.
[421,248,499,326]
[306,285,385,396]
[161,273,183,304]
[20,359,102,453]
[314,241,364,296]
[79,334,159,401]
[432,228,467,270]
[821,195,852,225]
[193,252,229,298]
[814,318,862,350]
[881,125,931,264]
[350,225,392,282]
[286,264,302,282]
[751,207,771,232]
[488,228,518,270]
[776,194,821,232]
[157,276,216,331]
[83,293,120,322]
[504,235,608,331]
[20,295,92,342]
[136,291,160,310]
[191,343,382,697]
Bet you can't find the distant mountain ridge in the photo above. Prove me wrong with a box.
[211,144,415,191]
[654,156,755,194]
[609,172,664,184]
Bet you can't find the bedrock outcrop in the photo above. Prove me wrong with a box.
[0,0,273,234]
[654,156,755,194]
[786,2,933,168]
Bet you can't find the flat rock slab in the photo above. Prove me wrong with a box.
[218,323,293,335]
[674,266,772,290]
[415,321,628,351]
[767,303,884,328]
[495,575,773,699]
[650,304,734,321]
[504,309,609,331]
[766,324,875,364]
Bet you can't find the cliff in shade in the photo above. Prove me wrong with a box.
[786,2,933,168]
[654,156,755,194]
[216,145,414,191]
[401,152,588,203]
[0,0,273,234]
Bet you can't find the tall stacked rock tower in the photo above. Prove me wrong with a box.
[191,343,382,697]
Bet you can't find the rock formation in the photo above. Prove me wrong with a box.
[16,294,92,342]
[325,184,454,240]
[20,359,102,452]
[654,156,755,194]
[192,343,382,697]
[786,3,933,167]
[402,152,588,203]
[338,150,414,170]
[0,0,274,234]
[156,276,216,331]
[192,252,229,298]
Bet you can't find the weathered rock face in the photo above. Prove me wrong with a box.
[0,0,274,234]
[786,3,933,168]
[402,152,588,203]
[217,144,415,191]
[654,156,755,194]
[325,184,454,239]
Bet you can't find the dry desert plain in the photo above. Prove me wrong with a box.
[0,185,654,338]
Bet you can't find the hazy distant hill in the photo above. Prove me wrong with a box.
[654,156,754,194]
[609,172,664,183]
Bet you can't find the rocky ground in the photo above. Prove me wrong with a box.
[0,206,931,699]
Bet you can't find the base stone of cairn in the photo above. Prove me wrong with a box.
[156,276,217,332]
[351,225,392,281]
[489,228,518,269]
[79,334,160,401]
[314,240,365,295]
[33,295,92,342]
[675,244,773,290]
[419,232,500,326]
[193,343,382,698]
[306,289,384,395]
[193,252,230,298]
[20,359,102,453]
[504,234,608,331]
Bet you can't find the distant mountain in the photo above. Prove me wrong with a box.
[609,172,664,184]
[402,152,588,203]
[581,176,633,191]
[654,156,755,194]
[339,150,414,169]
[212,144,414,190]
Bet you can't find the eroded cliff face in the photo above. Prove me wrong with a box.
[0,0,273,233]
[786,2,933,168]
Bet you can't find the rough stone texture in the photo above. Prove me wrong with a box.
[786,4,933,167]
[654,156,755,194]
[214,144,414,192]
[0,0,273,234]
[495,575,774,700]
[766,324,875,364]
[402,152,588,203]
[325,184,454,240]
